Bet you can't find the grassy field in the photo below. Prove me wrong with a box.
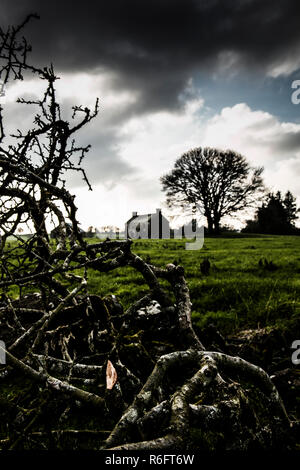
[86,234,300,335]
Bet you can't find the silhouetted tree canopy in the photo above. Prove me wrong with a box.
[161,147,264,234]
[242,191,299,234]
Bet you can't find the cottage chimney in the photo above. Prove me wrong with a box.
[132,211,137,217]
[156,208,161,214]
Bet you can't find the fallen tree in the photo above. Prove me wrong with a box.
[0,16,297,451]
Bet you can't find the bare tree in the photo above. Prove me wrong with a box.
[0,17,296,451]
[161,147,264,234]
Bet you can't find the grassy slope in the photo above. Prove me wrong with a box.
[86,234,300,335]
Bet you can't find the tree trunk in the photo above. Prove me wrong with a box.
[212,213,221,234]
[213,220,220,234]
[206,215,214,235]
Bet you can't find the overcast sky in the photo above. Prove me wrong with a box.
[1,0,300,229]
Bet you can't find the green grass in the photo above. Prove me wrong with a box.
[85,235,300,335]
[2,234,300,335]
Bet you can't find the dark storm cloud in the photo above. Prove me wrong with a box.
[272,131,300,153]
[68,121,138,189]
[2,0,300,114]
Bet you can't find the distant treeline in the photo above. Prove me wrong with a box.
[242,191,299,235]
